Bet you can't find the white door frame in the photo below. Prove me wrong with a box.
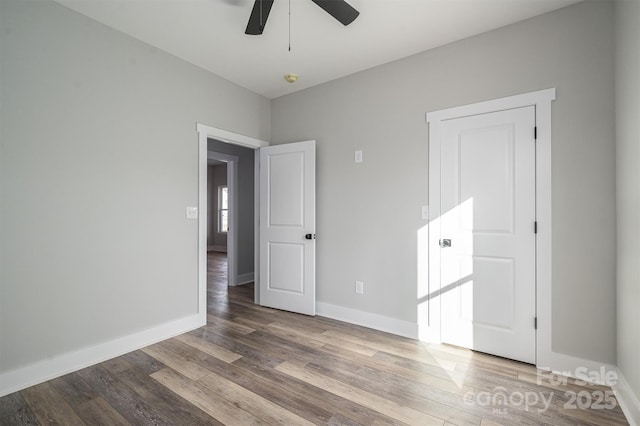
[196,123,269,325]
[425,88,555,368]
[207,151,239,286]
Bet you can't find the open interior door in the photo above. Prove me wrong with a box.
[259,140,316,315]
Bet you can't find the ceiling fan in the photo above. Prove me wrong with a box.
[245,0,359,35]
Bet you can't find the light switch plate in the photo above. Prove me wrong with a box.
[355,150,363,163]
[186,206,198,219]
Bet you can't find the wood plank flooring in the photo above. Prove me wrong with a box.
[0,252,629,425]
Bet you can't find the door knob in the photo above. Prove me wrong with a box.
[439,239,452,248]
[305,233,316,240]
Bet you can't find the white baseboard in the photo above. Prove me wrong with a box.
[316,302,418,340]
[537,350,617,386]
[235,273,254,286]
[207,245,227,253]
[614,369,640,426]
[0,314,204,397]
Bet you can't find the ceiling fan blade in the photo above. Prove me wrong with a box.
[310,0,359,26]
[245,0,275,35]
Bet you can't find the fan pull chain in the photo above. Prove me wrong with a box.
[288,0,291,51]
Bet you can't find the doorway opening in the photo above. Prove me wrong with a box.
[207,150,237,288]
[207,158,228,254]
[196,123,268,326]
[206,142,255,311]
[197,124,317,322]
[206,155,230,308]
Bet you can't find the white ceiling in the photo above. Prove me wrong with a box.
[54,0,580,99]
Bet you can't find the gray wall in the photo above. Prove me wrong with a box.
[207,164,228,248]
[0,0,269,373]
[208,140,255,277]
[272,1,616,364]
[615,0,640,402]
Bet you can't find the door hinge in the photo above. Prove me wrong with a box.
[534,126,538,140]
[534,317,538,329]
[534,221,538,234]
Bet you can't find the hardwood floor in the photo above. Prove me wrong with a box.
[0,252,629,425]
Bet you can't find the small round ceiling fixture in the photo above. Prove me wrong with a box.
[284,73,299,83]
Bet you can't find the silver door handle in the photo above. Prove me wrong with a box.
[439,239,451,248]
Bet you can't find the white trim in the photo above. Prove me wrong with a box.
[197,123,269,150]
[227,161,238,286]
[197,123,267,310]
[207,245,227,253]
[254,153,261,305]
[0,314,202,397]
[207,151,240,163]
[537,355,617,386]
[426,89,556,368]
[426,88,557,122]
[236,273,255,286]
[197,126,208,325]
[614,369,640,426]
[530,89,555,371]
[317,302,418,340]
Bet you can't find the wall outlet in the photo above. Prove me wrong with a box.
[355,280,364,294]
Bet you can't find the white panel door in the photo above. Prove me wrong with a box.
[259,140,316,315]
[440,106,536,364]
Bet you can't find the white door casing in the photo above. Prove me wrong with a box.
[426,89,556,369]
[197,123,269,325]
[259,140,316,315]
[439,106,536,364]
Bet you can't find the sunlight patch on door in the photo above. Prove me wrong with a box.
[441,197,475,350]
